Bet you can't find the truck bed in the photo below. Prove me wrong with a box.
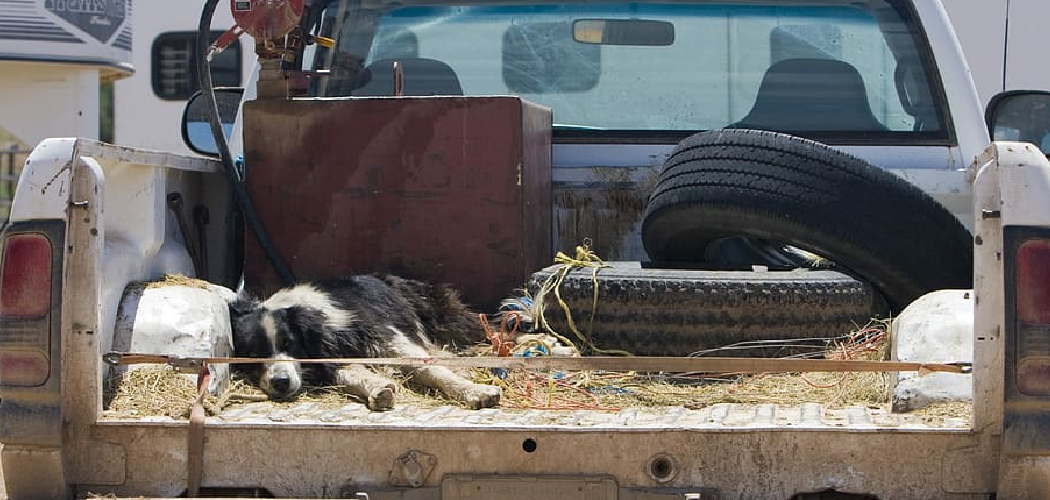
[100,355,972,431]
[84,399,985,500]
[101,397,972,431]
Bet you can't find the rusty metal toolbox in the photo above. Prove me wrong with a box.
[242,96,553,311]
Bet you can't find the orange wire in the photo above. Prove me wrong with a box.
[479,313,517,357]
[499,368,619,411]
[478,310,619,411]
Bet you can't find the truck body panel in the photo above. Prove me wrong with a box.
[79,420,991,499]
[5,0,1050,497]
[4,139,1044,499]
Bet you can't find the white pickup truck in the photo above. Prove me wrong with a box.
[4,0,1050,498]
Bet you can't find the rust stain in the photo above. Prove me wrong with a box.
[41,160,72,196]
[553,167,658,260]
[242,97,552,311]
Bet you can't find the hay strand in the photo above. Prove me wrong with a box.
[102,319,967,422]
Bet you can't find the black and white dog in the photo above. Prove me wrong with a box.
[228,274,501,410]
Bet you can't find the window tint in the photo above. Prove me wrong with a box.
[152,31,242,100]
[311,0,948,142]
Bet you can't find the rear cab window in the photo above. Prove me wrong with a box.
[303,0,950,145]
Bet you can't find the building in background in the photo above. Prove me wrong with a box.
[0,0,131,148]
[112,3,253,154]
[0,1,254,223]
[0,0,132,219]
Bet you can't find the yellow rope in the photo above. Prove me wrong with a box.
[514,337,556,356]
[533,240,632,356]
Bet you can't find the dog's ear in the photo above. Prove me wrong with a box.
[228,292,259,322]
[283,305,327,341]
[227,293,260,353]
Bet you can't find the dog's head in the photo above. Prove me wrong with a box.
[228,295,327,400]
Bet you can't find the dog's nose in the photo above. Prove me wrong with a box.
[271,374,292,394]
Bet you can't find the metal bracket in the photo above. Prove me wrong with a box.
[167,357,206,373]
[389,450,437,488]
[103,352,204,373]
[981,209,1002,219]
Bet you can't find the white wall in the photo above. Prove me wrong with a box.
[113,6,254,154]
[0,62,99,149]
[942,0,1050,106]
[1001,0,1049,92]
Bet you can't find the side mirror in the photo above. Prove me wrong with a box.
[181,87,244,157]
[986,90,1050,156]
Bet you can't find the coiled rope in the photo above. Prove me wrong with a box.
[531,240,632,356]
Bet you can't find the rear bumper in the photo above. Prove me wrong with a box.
[75,414,990,499]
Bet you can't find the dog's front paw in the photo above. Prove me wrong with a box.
[367,386,396,411]
[463,384,501,410]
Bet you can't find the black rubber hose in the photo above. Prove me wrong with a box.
[197,0,296,287]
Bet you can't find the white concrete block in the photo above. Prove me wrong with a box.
[113,282,235,394]
[891,289,974,412]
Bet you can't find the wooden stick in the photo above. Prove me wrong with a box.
[104,352,970,374]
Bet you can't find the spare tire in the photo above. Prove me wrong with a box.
[527,262,875,357]
[641,129,972,312]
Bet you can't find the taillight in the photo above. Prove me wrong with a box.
[1013,238,1050,396]
[0,350,50,387]
[0,233,53,318]
[0,231,54,387]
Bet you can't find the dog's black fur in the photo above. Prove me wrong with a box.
[228,274,500,409]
